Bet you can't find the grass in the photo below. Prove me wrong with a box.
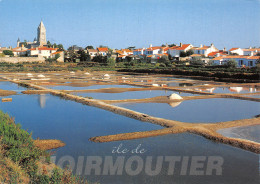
[0,110,87,184]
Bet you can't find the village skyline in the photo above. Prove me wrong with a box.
[0,0,259,49]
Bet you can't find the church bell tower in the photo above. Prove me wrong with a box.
[37,21,47,46]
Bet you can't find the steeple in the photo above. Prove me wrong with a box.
[17,38,20,47]
[37,21,47,46]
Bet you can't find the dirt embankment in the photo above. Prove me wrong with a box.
[0,89,16,96]
[34,139,66,150]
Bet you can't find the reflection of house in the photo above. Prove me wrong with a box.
[229,87,243,93]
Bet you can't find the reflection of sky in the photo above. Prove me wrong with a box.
[218,125,260,143]
[42,84,140,90]
[0,81,27,93]
[0,93,258,183]
[116,98,260,123]
[73,90,199,100]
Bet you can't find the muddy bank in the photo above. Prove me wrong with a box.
[34,139,65,150]
[0,89,16,96]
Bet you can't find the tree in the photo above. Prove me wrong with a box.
[47,41,52,48]
[57,44,64,51]
[85,46,94,50]
[55,53,60,60]
[3,50,14,56]
[186,49,194,56]
[99,45,108,48]
[78,49,88,62]
[107,57,116,67]
[53,43,57,48]
[225,59,237,68]
[180,51,187,57]
[158,55,170,64]
[190,57,204,65]
[23,40,28,47]
[92,55,107,63]
[168,43,176,47]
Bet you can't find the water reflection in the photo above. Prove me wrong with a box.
[168,101,182,108]
[193,86,260,94]
[38,94,46,109]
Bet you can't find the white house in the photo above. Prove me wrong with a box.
[168,43,193,57]
[193,44,218,57]
[144,45,161,55]
[50,51,64,62]
[121,49,133,55]
[12,46,28,57]
[243,48,260,56]
[97,47,109,56]
[133,48,145,55]
[28,47,58,58]
[212,55,260,67]
[87,49,98,58]
[228,48,244,55]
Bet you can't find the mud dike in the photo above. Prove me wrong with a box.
[2,75,260,154]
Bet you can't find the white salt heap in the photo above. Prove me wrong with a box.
[168,93,183,100]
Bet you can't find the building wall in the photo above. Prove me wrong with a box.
[0,57,45,63]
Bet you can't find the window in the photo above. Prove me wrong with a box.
[239,60,243,65]
[249,61,253,66]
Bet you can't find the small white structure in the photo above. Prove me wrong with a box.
[26,73,33,77]
[84,72,90,75]
[168,93,183,100]
[38,74,45,78]
[152,84,160,87]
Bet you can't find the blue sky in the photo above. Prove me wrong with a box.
[0,0,259,49]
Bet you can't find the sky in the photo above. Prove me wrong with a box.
[0,0,259,50]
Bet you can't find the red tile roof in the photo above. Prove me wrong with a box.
[97,47,109,52]
[29,47,57,51]
[146,47,161,51]
[229,48,240,51]
[175,44,191,50]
